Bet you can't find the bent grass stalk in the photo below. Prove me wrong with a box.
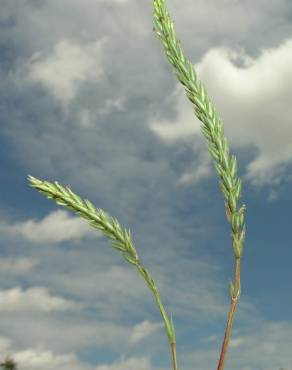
[28,1,246,370]
[27,175,177,370]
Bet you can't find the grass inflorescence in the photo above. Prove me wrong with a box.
[153,0,246,263]
[27,175,177,366]
[27,1,247,370]
[152,1,246,369]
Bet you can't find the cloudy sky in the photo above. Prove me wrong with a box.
[0,0,292,369]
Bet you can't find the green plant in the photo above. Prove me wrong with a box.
[0,358,17,370]
[28,1,246,369]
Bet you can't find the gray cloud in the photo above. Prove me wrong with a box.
[0,257,39,274]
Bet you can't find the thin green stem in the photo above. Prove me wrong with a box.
[145,272,178,370]
[136,264,178,370]
[28,175,178,370]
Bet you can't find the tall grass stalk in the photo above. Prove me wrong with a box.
[152,1,246,369]
[28,1,246,370]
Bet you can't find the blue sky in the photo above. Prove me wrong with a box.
[0,0,292,369]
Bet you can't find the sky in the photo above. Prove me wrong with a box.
[0,0,292,369]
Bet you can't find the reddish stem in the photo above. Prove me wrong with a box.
[217,259,241,370]
[171,342,178,370]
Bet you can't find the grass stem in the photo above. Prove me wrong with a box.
[217,259,241,370]
[152,2,246,369]
[171,342,178,370]
[27,175,178,370]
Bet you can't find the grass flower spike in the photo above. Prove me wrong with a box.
[27,175,178,370]
[152,1,246,369]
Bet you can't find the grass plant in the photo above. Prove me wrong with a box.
[28,1,246,369]
[0,358,17,370]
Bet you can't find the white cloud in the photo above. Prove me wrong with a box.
[184,321,292,370]
[109,0,130,4]
[9,349,150,370]
[129,320,163,345]
[199,334,218,343]
[229,335,247,348]
[0,287,81,312]
[0,210,100,244]
[177,151,212,185]
[77,96,126,128]
[0,258,39,274]
[97,97,126,116]
[14,348,84,370]
[0,343,90,370]
[150,38,292,187]
[95,356,151,370]
[149,85,201,143]
[27,38,106,106]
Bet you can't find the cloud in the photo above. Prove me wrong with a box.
[0,287,81,312]
[199,334,218,343]
[149,85,201,143]
[0,335,89,370]
[0,313,135,354]
[229,335,247,348]
[95,356,151,370]
[13,348,85,370]
[128,320,163,345]
[0,336,12,352]
[26,38,106,107]
[183,321,292,370]
[225,321,292,369]
[7,349,151,370]
[0,210,100,244]
[0,258,39,274]
[150,38,292,187]
[177,151,212,185]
